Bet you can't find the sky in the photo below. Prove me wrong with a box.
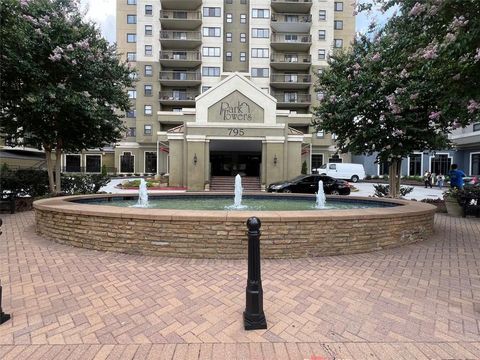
[80,0,384,44]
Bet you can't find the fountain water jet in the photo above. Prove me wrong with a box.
[315,180,326,209]
[226,174,247,209]
[132,178,149,207]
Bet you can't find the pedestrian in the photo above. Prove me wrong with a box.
[424,171,433,188]
[436,173,445,189]
[448,164,466,189]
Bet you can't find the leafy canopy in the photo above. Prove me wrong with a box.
[0,0,134,152]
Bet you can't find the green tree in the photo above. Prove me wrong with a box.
[0,0,133,193]
[313,0,480,197]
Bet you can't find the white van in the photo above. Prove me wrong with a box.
[314,163,366,183]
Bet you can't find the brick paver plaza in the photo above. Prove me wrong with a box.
[0,211,479,359]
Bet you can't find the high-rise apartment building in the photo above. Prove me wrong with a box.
[114,0,356,190]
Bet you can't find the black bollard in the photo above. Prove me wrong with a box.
[243,217,267,330]
[0,283,11,325]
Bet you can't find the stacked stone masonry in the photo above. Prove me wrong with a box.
[34,195,435,259]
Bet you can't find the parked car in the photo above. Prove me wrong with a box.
[313,163,366,183]
[267,174,351,195]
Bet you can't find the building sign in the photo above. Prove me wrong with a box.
[208,91,264,123]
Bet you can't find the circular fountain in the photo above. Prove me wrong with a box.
[34,178,436,258]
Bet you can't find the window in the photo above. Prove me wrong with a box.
[202,67,220,77]
[65,155,81,172]
[202,47,220,57]
[471,153,480,175]
[318,49,326,60]
[240,14,247,23]
[226,32,232,42]
[126,109,136,118]
[240,33,246,42]
[225,0,232,3]
[318,30,326,40]
[144,124,152,135]
[251,68,269,78]
[334,20,343,30]
[334,39,343,48]
[316,130,324,138]
[120,152,134,173]
[144,65,152,76]
[202,86,211,93]
[145,45,152,56]
[285,34,298,42]
[127,90,136,99]
[284,92,297,102]
[144,105,152,115]
[145,5,152,15]
[312,154,324,169]
[319,10,326,21]
[172,108,182,112]
[430,154,452,176]
[240,0,247,3]
[316,91,324,101]
[127,127,136,137]
[252,28,269,38]
[127,0,136,4]
[474,123,480,131]
[127,33,136,43]
[252,9,269,18]
[86,155,101,173]
[225,51,232,61]
[252,48,269,58]
[145,25,152,36]
[127,52,136,62]
[203,7,221,17]
[203,27,221,37]
[226,13,233,23]
[334,2,344,11]
[129,72,137,80]
[240,52,246,62]
[329,155,342,163]
[409,154,422,176]
[127,15,136,24]
[144,85,152,96]
[145,152,157,173]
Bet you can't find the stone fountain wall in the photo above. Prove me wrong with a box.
[34,195,436,259]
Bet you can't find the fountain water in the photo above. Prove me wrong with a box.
[226,174,247,209]
[315,180,326,209]
[132,179,149,207]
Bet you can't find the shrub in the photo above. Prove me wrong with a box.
[0,168,49,198]
[365,174,372,180]
[61,174,110,194]
[301,160,307,175]
[373,184,414,198]
[101,164,108,176]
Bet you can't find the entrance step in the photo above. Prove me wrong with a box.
[210,176,261,192]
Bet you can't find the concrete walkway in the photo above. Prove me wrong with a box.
[0,212,479,359]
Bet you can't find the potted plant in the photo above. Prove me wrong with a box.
[443,188,463,216]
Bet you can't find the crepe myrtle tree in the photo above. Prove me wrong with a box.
[0,0,134,193]
[314,0,480,198]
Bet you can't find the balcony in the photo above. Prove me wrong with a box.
[271,0,312,13]
[160,0,202,10]
[271,13,311,33]
[270,74,311,89]
[159,71,201,86]
[160,31,201,49]
[271,33,312,51]
[273,92,311,108]
[159,10,202,30]
[159,51,201,68]
[271,53,311,70]
[159,91,199,106]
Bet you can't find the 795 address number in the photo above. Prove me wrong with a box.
[228,128,245,136]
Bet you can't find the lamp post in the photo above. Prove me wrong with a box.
[244,217,267,330]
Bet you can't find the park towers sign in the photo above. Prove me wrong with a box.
[208,90,264,123]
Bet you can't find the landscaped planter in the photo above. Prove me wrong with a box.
[444,195,463,217]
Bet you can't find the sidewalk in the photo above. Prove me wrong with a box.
[0,211,479,359]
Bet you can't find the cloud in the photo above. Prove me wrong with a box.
[80,0,116,43]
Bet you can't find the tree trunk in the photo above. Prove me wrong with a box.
[45,149,55,193]
[55,147,62,194]
[388,160,402,198]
